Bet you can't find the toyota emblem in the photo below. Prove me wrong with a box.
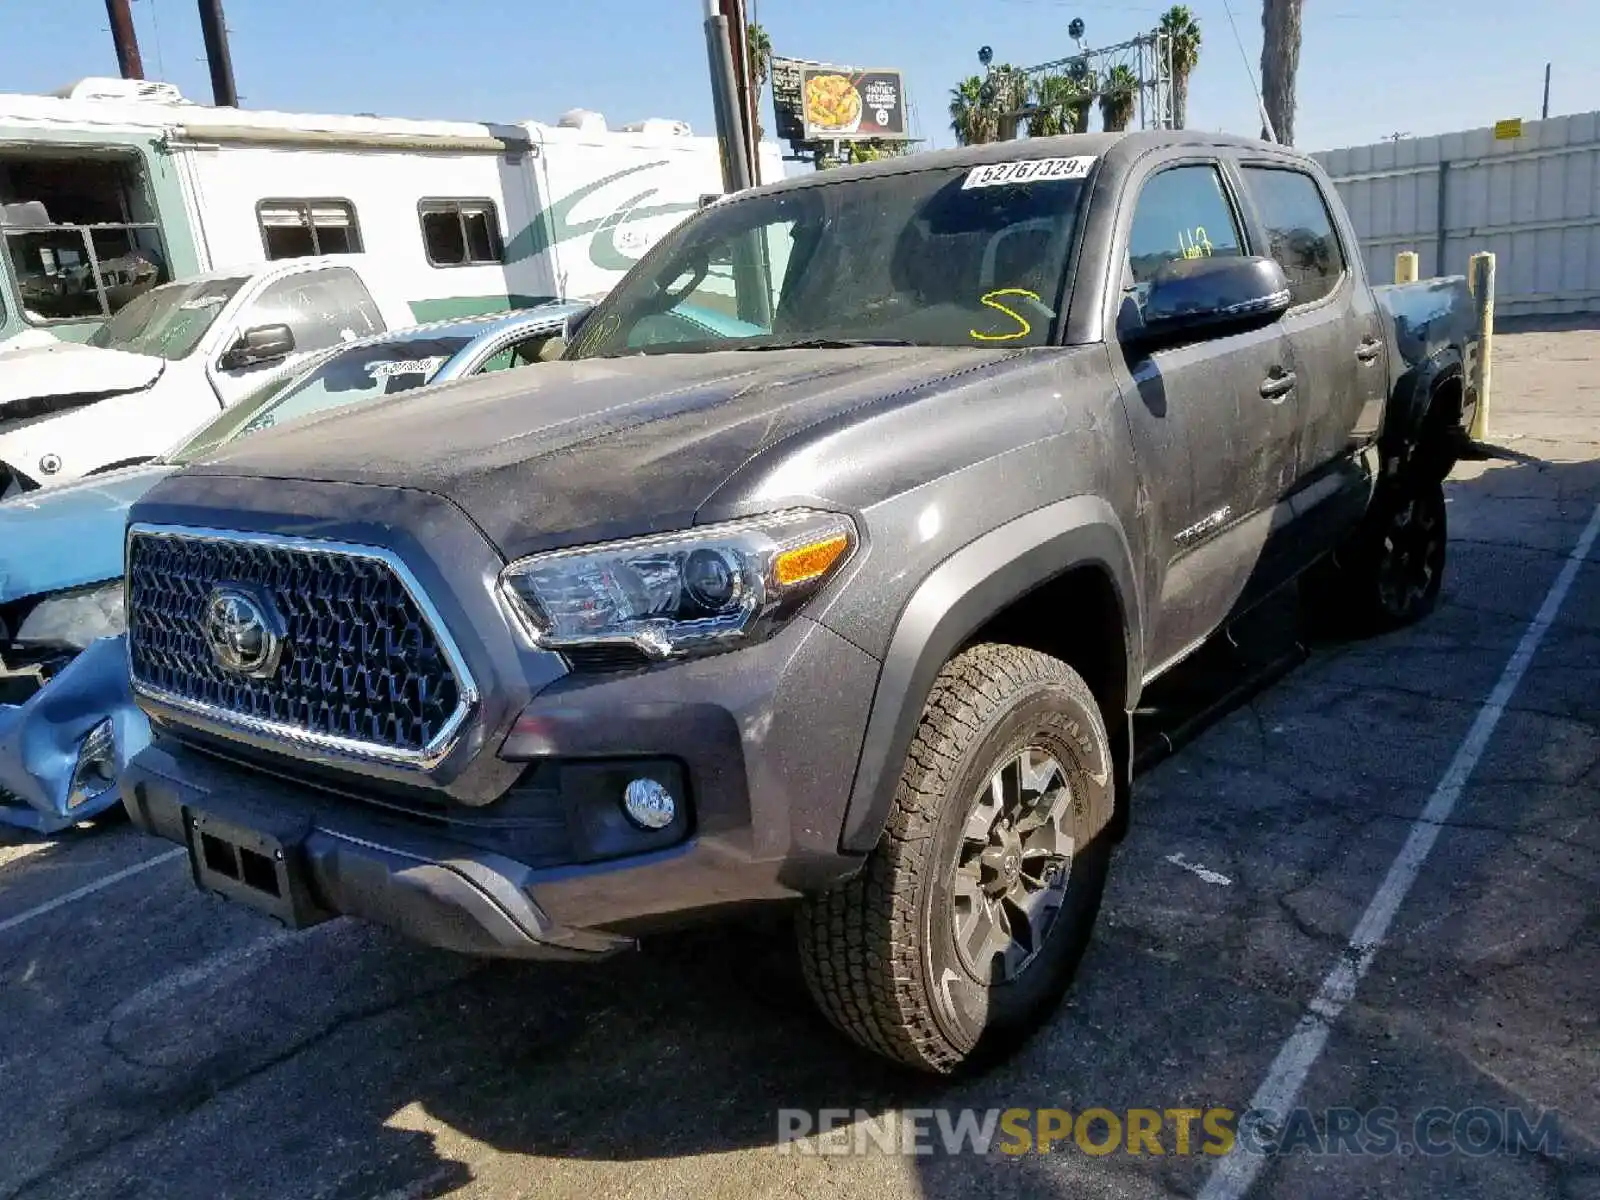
[204,587,284,677]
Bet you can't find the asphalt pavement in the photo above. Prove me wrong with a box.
[2,323,1597,1200]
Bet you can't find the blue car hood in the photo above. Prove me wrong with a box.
[0,463,177,603]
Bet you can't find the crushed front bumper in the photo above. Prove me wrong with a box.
[0,635,149,833]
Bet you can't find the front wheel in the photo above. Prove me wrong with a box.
[797,643,1115,1075]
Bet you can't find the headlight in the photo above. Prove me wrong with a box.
[14,581,126,651]
[499,509,858,660]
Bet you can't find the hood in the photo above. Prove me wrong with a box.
[0,463,177,602]
[0,341,165,413]
[175,346,1027,554]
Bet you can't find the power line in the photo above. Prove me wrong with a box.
[139,0,167,79]
[1219,0,1272,141]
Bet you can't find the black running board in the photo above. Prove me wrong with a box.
[1132,640,1309,776]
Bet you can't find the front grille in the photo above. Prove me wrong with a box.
[127,529,471,761]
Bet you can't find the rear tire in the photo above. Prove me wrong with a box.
[1303,472,1447,635]
[797,643,1114,1075]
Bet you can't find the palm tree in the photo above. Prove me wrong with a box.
[1028,74,1074,138]
[949,75,994,145]
[1260,0,1302,144]
[745,22,773,140]
[989,64,1032,140]
[1067,70,1097,133]
[1157,5,1202,129]
[1033,67,1096,135]
[1099,64,1139,132]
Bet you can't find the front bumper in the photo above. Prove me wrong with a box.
[122,615,884,959]
[0,635,149,833]
[122,740,634,959]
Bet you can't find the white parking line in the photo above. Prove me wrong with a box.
[0,847,185,936]
[1199,499,1600,1200]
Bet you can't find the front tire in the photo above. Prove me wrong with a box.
[797,644,1115,1075]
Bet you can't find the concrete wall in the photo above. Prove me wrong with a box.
[1313,111,1600,317]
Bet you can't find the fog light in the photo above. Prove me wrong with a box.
[67,718,118,809]
[622,777,676,830]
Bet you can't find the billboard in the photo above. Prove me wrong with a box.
[771,57,909,143]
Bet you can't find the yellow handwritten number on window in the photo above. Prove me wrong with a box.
[1178,225,1214,260]
[970,288,1041,343]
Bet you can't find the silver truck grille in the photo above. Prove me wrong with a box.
[126,526,476,766]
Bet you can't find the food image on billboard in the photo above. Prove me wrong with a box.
[805,73,863,133]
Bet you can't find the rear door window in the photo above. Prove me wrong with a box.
[1239,166,1347,306]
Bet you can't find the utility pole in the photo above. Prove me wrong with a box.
[701,0,768,327]
[702,0,752,195]
[104,0,145,79]
[1542,63,1551,119]
[196,0,239,107]
[718,0,759,184]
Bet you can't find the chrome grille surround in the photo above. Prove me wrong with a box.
[125,524,479,769]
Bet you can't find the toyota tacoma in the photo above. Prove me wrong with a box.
[119,132,1477,1074]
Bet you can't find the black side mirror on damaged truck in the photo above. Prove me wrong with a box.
[1128,255,1291,349]
[219,323,296,371]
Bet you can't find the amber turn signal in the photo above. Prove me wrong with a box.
[774,533,851,587]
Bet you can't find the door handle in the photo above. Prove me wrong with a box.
[1259,369,1296,401]
[1355,337,1383,363]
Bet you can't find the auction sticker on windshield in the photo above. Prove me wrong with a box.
[368,356,448,380]
[963,156,1097,190]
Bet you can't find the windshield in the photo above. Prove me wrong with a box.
[87,275,247,360]
[168,335,473,464]
[566,161,1091,359]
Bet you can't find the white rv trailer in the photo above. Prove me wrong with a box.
[0,78,781,346]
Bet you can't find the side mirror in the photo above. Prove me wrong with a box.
[219,323,296,371]
[1130,255,1291,348]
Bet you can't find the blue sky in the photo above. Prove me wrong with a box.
[4,0,1595,154]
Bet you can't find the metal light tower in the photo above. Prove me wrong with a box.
[981,26,1177,140]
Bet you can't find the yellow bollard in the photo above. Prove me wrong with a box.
[1395,251,1420,284]
[1467,252,1495,442]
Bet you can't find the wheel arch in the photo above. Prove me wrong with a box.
[837,495,1142,854]
[1385,347,1465,454]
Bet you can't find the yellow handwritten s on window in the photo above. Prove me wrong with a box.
[970,288,1041,343]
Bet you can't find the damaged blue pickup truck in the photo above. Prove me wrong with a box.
[0,303,586,832]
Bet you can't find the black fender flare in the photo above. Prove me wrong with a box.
[837,495,1142,854]
[1384,347,1464,452]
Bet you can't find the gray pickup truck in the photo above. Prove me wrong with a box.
[119,132,1477,1075]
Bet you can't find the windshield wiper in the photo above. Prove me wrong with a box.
[740,337,916,351]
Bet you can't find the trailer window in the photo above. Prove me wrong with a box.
[419,199,504,266]
[257,199,363,259]
[0,151,169,324]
